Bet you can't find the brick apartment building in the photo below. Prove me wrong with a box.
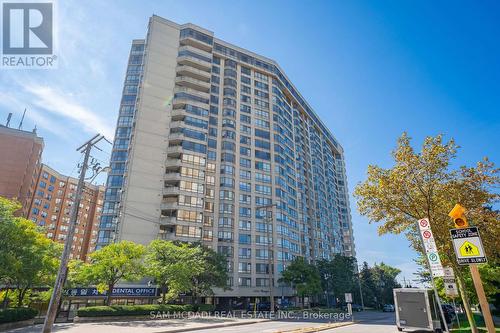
[26,164,105,261]
[0,125,44,216]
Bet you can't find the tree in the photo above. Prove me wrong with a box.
[280,257,321,308]
[0,197,61,308]
[317,255,356,307]
[358,261,401,308]
[354,133,499,330]
[145,240,203,303]
[70,241,145,305]
[188,243,229,306]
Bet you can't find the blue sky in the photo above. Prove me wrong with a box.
[1,0,499,284]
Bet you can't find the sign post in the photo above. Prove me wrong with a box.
[417,218,448,332]
[450,226,494,333]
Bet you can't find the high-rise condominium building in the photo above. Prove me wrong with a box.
[99,16,355,302]
[0,125,44,217]
[27,164,105,261]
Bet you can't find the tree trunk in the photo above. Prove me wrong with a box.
[456,271,478,333]
[161,285,167,304]
[17,287,26,307]
[106,284,114,306]
[2,287,9,309]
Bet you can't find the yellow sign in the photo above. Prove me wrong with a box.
[459,241,480,256]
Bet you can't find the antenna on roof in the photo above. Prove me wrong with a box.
[6,113,12,127]
[18,108,26,130]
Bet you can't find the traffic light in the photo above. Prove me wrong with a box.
[448,204,468,228]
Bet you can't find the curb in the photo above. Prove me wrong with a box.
[275,321,355,333]
[154,319,272,333]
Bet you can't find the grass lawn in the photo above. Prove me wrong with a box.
[450,313,500,332]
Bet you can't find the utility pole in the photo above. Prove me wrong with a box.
[256,204,277,312]
[42,134,107,333]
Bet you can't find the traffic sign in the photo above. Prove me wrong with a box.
[345,293,352,303]
[418,218,444,277]
[450,227,487,265]
[445,282,459,297]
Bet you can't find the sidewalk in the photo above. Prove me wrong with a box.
[7,317,270,333]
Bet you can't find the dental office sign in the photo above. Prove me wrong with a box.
[1,0,58,68]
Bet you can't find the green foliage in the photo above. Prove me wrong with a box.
[144,240,228,304]
[187,243,229,298]
[317,255,356,303]
[69,241,145,305]
[359,261,401,307]
[145,240,204,303]
[76,304,193,317]
[193,303,216,312]
[0,307,38,323]
[280,257,322,304]
[0,197,62,307]
[353,133,499,321]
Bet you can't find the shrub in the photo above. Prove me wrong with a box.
[0,307,38,323]
[77,304,193,317]
[194,304,215,312]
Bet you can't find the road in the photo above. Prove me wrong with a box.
[178,311,397,333]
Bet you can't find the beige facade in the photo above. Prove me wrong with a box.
[105,16,355,301]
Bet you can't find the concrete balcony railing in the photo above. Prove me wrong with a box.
[176,65,211,82]
[175,76,210,93]
[179,36,213,52]
[177,55,211,71]
[159,216,177,226]
[164,172,181,182]
[165,158,182,168]
[174,87,210,100]
[166,146,183,156]
[178,45,213,60]
[162,186,179,195]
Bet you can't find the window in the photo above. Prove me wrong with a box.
[240,169,251,180]
[239,248,251,259]
[175,225,201,238]
[239,220,251,231]
[240,147,251,156]
[238,262,251,273]
[218,231,233,241]
[240,135,251,145]
[239,207,251,217]
[218,217,234,227]
[239,181,251,192]
[239,234,251,244]
[256,184,272,195]
[239,277,251,287]
[255,129,270,139]
[255,150,271,160]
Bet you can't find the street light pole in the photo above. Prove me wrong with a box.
[356,263,365,310]
[42,134,107,333]
[256,204,277,312]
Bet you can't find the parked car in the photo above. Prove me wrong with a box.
[247,302,278,312]
[441,304,456,324]
[342,304,363,312]
[383,304,395,312]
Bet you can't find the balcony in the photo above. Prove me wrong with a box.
[160,216,177,226]
[179,36,212,53]
[163,186,179,196]
[177,55,211,71]
[164,172,181,182]
[161,200,178,210]
[166,145,183,156]
[165,158,182,168]
[176,65,211,82]
[174,87,210,101]
[175,76,210,93]
[178,45,213,61]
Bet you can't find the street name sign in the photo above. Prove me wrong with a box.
[418,218,444,277]
[450,227,487,265]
